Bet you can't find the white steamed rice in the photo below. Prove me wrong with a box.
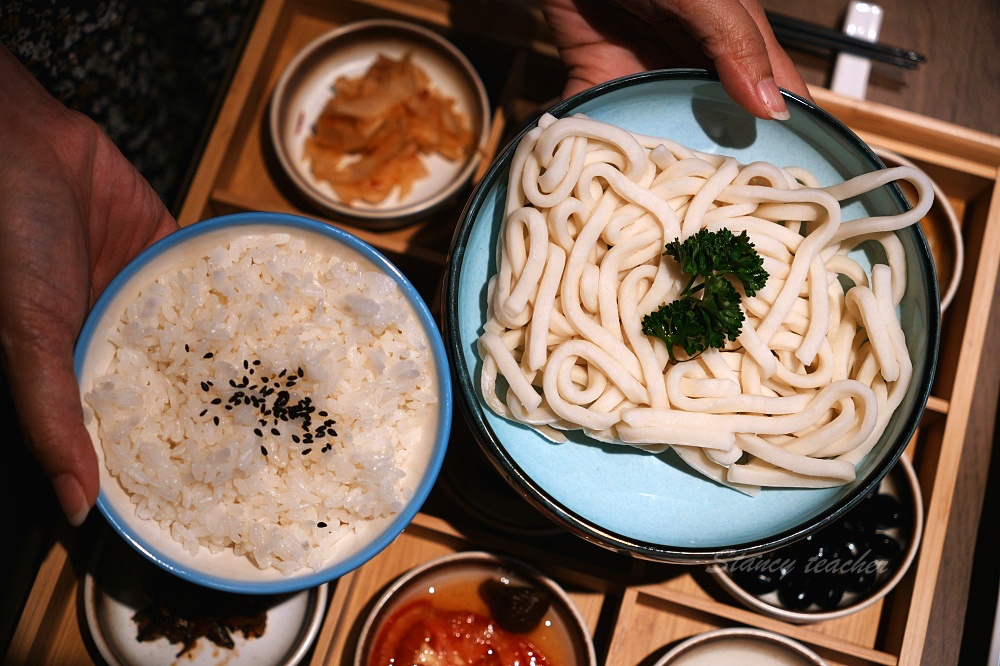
[83,232,438,575]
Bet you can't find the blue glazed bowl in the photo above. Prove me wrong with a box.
[444,70,939,563]
[76,212,452,594]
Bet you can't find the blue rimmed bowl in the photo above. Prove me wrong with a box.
[76,212,452,594]
[443,69,938,563]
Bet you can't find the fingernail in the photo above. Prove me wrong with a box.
[53,473,91,527]
[757,78,791,121]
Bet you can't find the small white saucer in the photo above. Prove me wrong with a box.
[83,529,329,666]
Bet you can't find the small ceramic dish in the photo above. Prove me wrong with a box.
[76,212,452,594]
[709,454,922,622]
[653,627,827,665]
[353,551,597,666]
[269,19,490,228]
[83,528,328,666]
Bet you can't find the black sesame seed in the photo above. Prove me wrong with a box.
[225,405,233,411]
[271,428,280,436]
[254,428,263,437]
[211,398,222,405]
[253,360,261,366]
[302,448,312,455]
[249,368,254,375]
[201,381,210,392]
[278,369,287,377]
[229,379,238,388]
[317,521,327,528]
[185,344,190,352]
[204,352,214,359]
[292,435,300,443]
[243,360,249,369]
[261,376,269,383]
[199,409,208,417]
[213,416,220,426]
[318,411,328,417]
[261,446,268,456]
[297,367,304,378]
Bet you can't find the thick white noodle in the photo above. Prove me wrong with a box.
[477,112,933,490]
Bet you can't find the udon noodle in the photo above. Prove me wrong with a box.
[478,112,933,493]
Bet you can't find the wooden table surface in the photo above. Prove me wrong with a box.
[759,1,1000,663]
[761,0,1000,137]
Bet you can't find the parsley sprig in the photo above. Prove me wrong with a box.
[641,228,767,363]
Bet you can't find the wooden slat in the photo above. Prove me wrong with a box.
[898,170,1000,663]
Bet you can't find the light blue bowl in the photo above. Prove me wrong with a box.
[76,212,452,593]
[444,70,939,563]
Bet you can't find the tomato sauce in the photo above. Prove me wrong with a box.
[368,598,550,665]
[364,567,579,666]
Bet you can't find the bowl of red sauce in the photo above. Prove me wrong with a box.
[354,551,596,665]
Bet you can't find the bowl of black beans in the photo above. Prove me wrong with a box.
[709,455,922,623]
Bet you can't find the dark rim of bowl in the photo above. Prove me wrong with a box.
[443,69,940,563]
[78,211,453,594]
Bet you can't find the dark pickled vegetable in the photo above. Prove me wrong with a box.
[479,579,553,633]
[729,566,780,595]
[869,533,903,563]
[777,576,813,611]
[808,574,845,611]
[727,486,913,614]
[870,494,909,529]
[132,571,269,657]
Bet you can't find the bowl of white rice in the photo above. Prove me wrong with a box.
[76,212,451,594]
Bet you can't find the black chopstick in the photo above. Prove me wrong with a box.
[766,12,926,69]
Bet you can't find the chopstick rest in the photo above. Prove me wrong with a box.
[830,2,884,100]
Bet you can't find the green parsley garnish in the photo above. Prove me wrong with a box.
[641,228,767,363]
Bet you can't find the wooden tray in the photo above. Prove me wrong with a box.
[9,0,1000,664]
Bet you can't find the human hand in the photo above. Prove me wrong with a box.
[0,46,179,526]
[539,0,812,120]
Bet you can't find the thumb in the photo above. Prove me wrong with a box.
[684,0,810,120]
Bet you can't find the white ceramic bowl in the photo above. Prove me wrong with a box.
[653,627,827,665]
[444,69,940,563]
[353,551,596,666]
[269,19,491,228]
[709,454,922,623]
[76,212,452,594]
